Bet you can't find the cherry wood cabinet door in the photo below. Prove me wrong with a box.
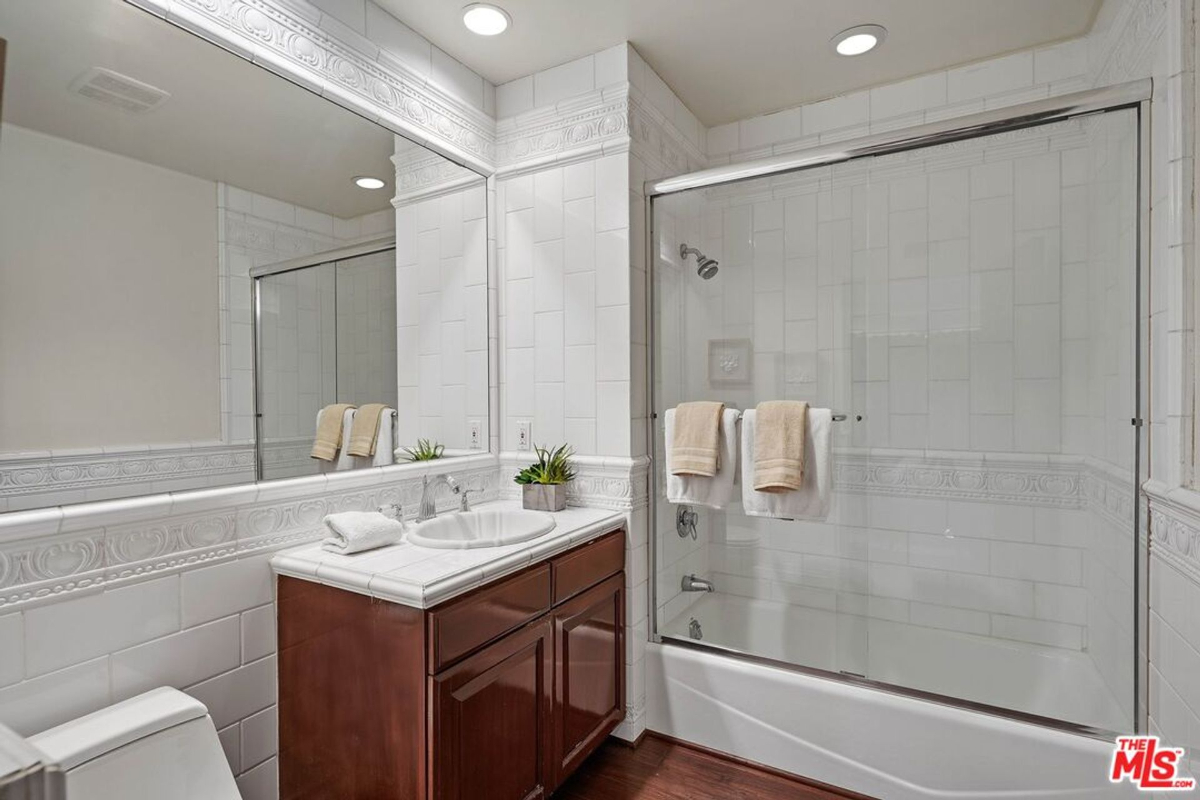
[551,572,625,787]
[429,616,554,800]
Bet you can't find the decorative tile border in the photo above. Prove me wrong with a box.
[833,449,1090,508]
[499,453,650,511]
[130,0,496,172]
[494,87,631,176]
[1145,481,1200,585]
[0,443,256,510]
[0,454,500,610]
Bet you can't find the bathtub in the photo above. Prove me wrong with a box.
[650,593,1141,799]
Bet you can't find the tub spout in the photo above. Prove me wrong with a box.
[682,574,715,593]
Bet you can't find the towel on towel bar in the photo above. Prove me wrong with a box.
[753,400,808,492]
[348,403,387,457]
[669,401,726,476]
[741,407,832,520]
[311,403,356,461]
[665,407,740,509]
[321,511,405,554]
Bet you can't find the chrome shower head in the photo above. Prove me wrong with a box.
[679,243,719,280]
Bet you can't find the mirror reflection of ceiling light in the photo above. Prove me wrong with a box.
[462,3,510,36]
[354,176,386,189]
[832,24,887,56]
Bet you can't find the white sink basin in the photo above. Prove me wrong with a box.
[406,508,557,549]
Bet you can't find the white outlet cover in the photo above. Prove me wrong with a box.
[468,419,482,449]
[517,421,531,450]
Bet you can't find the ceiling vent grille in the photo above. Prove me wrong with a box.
[70,68,170,114]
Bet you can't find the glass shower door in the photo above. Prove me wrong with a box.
[651,105,1143,736]
[850,110,1141,733]
[652,164,869,678]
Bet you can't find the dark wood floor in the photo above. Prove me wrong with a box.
[555,734,870,800]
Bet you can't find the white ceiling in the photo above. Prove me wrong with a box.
[379,0,1102,126]
[0,0,418,219]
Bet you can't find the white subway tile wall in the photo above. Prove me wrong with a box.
[0,563,277,790]
[395,184,489,451]
[498,152,631,458]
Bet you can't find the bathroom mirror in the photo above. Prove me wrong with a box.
[0,0,490,512]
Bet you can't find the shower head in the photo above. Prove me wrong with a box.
[679,243,720,280]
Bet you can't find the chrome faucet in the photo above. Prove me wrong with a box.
[418,474,462,522]
[681,574,715,593]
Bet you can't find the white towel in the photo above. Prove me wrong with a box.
[317,407,357,473]
[665,407,740,509]
[740,407,832,520]
[321,511,405,554]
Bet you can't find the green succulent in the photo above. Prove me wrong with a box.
[402,438,445,461]
[514,444,576,485]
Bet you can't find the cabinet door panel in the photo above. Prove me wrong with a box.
[553,572,625,786]
[430,617,553,800]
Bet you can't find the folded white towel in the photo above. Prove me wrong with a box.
[321,511,405,554]
[740,407,832,520]
[666,407,741,509]
[317,407,358,473]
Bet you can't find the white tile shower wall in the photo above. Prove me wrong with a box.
[394,184,488,452]
[0,454,501,800]
[255,264,338,455]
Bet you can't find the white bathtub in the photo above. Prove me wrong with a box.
[651,594,1140,799]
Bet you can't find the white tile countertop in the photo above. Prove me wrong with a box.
[270,501,626,609]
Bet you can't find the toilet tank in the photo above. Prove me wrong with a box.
[28,688,241,800]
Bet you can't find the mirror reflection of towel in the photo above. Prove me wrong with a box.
[311,403,356,461]
[348,403,387,457]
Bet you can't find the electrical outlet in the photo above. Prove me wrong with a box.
[468,419,482,449]
[516,421,531,451]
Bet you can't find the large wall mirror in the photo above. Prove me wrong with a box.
[0,0,490,512]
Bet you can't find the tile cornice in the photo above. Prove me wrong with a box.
[129,0,496,172]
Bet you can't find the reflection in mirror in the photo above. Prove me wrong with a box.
[0,0,489,513]
[256,244,399,481]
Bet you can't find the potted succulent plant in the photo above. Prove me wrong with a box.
[514,444,575,512]
[400,438,444,461]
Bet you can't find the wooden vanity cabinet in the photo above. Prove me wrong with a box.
[278,526,626,800]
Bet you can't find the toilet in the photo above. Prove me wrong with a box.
[27,688,242,799]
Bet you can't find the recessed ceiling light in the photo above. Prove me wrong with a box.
[354,176,386,190]
[462,3,510,36]
[832,24,887,56]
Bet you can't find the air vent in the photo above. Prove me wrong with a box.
[69,68,170,114]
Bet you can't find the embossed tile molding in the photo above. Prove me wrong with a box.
[128,0,495,171]
[0,452,653,611]
[1146,480,1200,585]
[0,454,501,610]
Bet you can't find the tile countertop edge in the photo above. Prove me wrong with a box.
[270,504,627,609]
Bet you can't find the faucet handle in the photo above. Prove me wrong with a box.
[378,503,402,521]
[459,489,472,513]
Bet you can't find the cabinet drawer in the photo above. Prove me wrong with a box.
[552,529,625,605]
[428,563,552,674]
